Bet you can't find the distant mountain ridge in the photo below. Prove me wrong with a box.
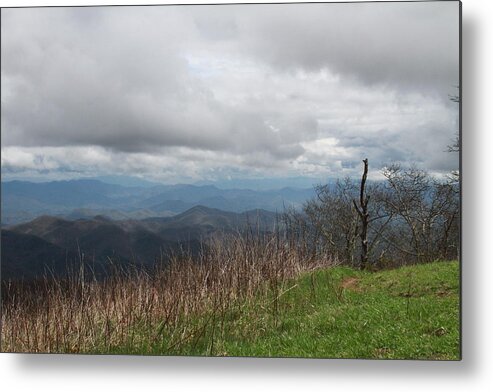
[193,176,330,190]
[1,179,314,225]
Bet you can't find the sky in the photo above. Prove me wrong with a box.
[1,1,460,184]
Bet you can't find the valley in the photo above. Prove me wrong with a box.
[1,179,286,280]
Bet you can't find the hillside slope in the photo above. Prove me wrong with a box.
[3,206,278,280]
[109,261,460,359]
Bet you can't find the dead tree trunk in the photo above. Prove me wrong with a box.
[353,159,370,270]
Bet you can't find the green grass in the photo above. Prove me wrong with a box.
[91,261,460,359]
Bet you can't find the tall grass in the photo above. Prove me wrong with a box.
[1,230,336,354]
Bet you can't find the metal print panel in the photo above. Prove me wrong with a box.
[0,1,461,359]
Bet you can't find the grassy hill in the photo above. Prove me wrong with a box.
[1,223,459,360]
[94,261,460,359]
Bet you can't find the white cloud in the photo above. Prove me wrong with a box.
[1,3,459,182]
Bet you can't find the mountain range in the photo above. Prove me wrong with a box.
[1,205,278,281]
[1,178,316,280]
[1,179,314,225]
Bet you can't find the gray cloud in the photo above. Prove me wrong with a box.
[1,3,459,182]
[236,2,459,95]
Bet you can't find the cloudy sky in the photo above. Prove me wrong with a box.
[1,1,460,184]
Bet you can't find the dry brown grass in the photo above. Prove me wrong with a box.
[1,230,335,354]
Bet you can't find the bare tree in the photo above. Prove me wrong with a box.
[447,90,460,184]
[353,159,370,270]
[304,177,359,265]
[447,135,460,153]
[304,165,391,268]
[380,164,459,263]
[431,181,460,260]
[304,159,459,269]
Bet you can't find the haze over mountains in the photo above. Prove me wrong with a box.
[1,178,313,280]
[2,205,278,280]
[1,178,315,226]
